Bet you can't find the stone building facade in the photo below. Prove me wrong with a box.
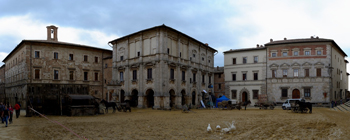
[109,25,217,109]
[265,37,348,104]
[2,25,112,112]
[223,46,267,105]
[0,65,5,102]
[213,66,225,97]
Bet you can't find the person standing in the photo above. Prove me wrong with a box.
[14,102,21,118]
[1,106,10,127]
[8,104,13,124]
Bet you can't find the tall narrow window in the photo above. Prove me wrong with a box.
[35,69,40,79]
[232,58,236,64]
[305,51,310,56]
[282,89,288,97]
[232,74,236,81]
[317,68,321,77]
[283,70,288,77]
[294,51,298,56]
[304,88,311,97]
[231,90,237,99]
[95,57,98,63]
[182,71,185,81]
[253,90,259,99]
[84,72,88,81]
[218,74,221,78]
[283,52,287,56]
[84,55,88,62]
[305,69,309,77]
[272,53,276,57]
[254,73,258,80]
[133,70,137,80]
[243,57,247,64]
[54,52,58,59]
[138,52,140,57]
[254,56,258,63]
[170,69,174,80]
[120,56,124,61]
[69,54,74,60]
[293,69,298,77]
[242,73,247,81]
[54,70,59,80]
[317,50,321,55]
[95,72,98,81]
[147,68,152,79]
[272,70,276,78]
[179,52,181,58]
[167,48,170,54]
[69,71,74,80]
[218,84,221,89]
[193,73,196,82]
[120,72,124,81]
[202,75,205,83]
[35,51,40,58]
[209,75,211,83]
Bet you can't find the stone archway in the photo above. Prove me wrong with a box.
[145,89,154,108]
[192,91,196,105]
[120,90,125,103]
[239,88,250,103]
[131,89,138,107]
[292,89,300,99]
[169,89,176,108]
[242,92,248,102]
[181,90,186,105]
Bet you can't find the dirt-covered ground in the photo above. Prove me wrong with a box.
[2,107,349,140]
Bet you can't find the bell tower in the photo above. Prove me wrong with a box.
[46,25,58,41]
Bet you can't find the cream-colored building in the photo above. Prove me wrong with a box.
[108,25,217,109]
[2,25,112,114]
[223,45,266,105]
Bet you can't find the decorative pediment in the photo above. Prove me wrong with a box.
[314,62,325,68]
[302,62,312,68]
[180,65,189,70]
[201,53,206,56]
[118,66,125,70]
[291,63,300,69]
[280,63,290,69]
[191,68,198,72]
[130,64,140,69]
[269,63,279,70]
[192,49,197,54]
[168,62,176,67]
[145,61,156,67]
[118,47,125,51]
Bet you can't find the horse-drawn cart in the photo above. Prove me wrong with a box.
[255,101,276,110]
[218,100,242,110]
[290,100,312,113]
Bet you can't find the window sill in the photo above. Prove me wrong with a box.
[83,80,90,82]
[146,79,153,81]
[68,80,75,82]
[280,97,289,100]
[53,79,60,81]
[33,79,41,81]
[170,79,175,82]
[132,79,138,82]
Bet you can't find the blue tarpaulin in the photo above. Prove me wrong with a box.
[216,95,230,107]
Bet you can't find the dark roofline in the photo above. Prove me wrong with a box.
[0,64,4,69]
[108,24,218,53]
[223,47,266,54]
[103,56,113,60]
[3,40,112,62]
[264,38,347,57]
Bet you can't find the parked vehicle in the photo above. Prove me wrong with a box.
[282,99,302,110]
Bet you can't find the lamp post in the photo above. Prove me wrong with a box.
[327,64,333,109]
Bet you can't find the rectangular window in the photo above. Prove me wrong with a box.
[253,90,259,99]
[305,51,310,55]
[35,51,40,58]
[232,58,236,64]
[243,57,247,64]
[170,69,174,80]
[54,70,58,80]
[182,71,185,81]
[317,50,321,55]
[218,84,221,89]
[120,72,124,81]
[272,53,276,57]
[283,52,287,56]
[69,71,74,80]
[84,55,88,62]
[254,73,258,80]
[209,75,211,83]
[133,70,137,80]
[95,57,98,63]
[304,88,311,97]
[120,56,124,61]
[193,73,196,82]
[231,90,237,99]
[202,75,205,83]
[147,69,152,79]
[272,70,276,78]
[317,68,321,77]
[254,56,258,63]
[294,51,298,56]
[282,89,288,97]
[94,72,98,81]
[69,54,74,60]
[218,74,221,78]
[84,72,88,81]
[243,73,247,81]
[167,48,170,54]
[305,69,309,77]
[35,69,40,79]
[232,74,236,81]
[283,70,288,77]
[138,52,140,57]
[293,69,298,77]
[54,52,58,59]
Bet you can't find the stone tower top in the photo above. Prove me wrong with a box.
[46,25,58,41]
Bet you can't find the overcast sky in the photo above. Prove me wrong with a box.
[1,0,350,68]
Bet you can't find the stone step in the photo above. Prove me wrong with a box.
[339,105,350,112]
[335,106,344,112]
[332,107,339,111]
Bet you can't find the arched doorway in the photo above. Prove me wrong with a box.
[169,89,176,108]
[192,91,196,105]
[145,89,154,108]
[131,89,138,107]
[242,92,248,102]
[292,89,300,99]
[181,90,186,105]
[120,90,125,103]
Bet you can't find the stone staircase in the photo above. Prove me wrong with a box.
[332,101,350,112]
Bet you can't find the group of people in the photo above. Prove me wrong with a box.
[0,102,21,127]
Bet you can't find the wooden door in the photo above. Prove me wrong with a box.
[242,92,247,102]
[292,89,300,99]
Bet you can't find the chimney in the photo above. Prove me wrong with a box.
[316,36,319,39]
[217,66,219,70]
[311,36,314,39]
[205,43,209,46]
[270,39,273,42]
[257,44,259,48]
[260,45,263,47]
[284,38,287,40]
[47,25,58,41]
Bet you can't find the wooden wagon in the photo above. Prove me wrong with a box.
[255,101,276,110]
[218,100,241,110]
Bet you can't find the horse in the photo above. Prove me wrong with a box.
[100,99,121,113]
[238,100,251,110]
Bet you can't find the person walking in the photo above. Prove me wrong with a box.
[1,106,10,127]
[8,104,13,124]
[14,102,21,118]
[0,102,4,123]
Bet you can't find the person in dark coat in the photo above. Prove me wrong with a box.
[1,106,10,127]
